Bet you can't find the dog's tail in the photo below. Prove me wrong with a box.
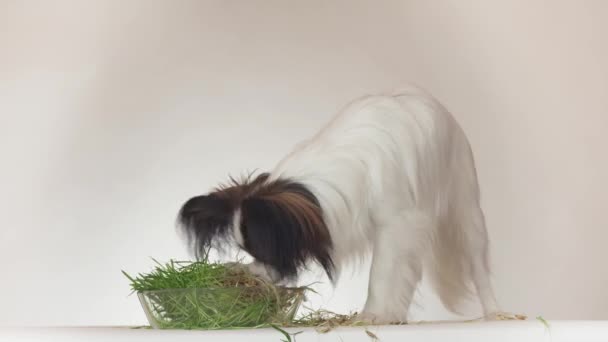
[426,222,476,314]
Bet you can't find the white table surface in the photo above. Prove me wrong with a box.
[2,321,607,342]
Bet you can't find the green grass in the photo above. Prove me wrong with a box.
[536,316,550,329]
[123,258,304,330]
[123,258,252,292]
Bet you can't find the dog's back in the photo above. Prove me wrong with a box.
[270,86,496,319]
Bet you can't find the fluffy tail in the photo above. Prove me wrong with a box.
[426,222,475,314]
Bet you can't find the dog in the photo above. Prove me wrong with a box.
[177,85,502,323]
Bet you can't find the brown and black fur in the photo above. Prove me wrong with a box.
[178,173,334,281]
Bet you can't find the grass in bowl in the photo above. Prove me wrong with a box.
[122,258,305,330]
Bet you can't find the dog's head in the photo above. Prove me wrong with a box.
[177,173,334,282]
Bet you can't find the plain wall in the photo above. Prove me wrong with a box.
[1,0,607,326]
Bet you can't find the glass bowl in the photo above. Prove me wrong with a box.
[138,286,305,329]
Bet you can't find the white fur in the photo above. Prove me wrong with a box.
[232,209,244,246]
[261,85,500,323]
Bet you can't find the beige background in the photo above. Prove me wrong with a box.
[1,0,607,325]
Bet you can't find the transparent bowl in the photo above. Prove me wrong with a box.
[138,286,305,329]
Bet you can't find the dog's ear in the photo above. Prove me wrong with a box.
[239,181,334,281]
[177,172,270,258]
[177,194,233,257]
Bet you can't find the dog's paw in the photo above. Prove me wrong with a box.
[354,312,377,324]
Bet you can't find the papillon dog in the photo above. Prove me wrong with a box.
[177,85,502,323]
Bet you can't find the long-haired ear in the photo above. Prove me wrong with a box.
[240,181,334,281]
[177,194,233,258]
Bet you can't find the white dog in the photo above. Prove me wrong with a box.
[178,86,501,323]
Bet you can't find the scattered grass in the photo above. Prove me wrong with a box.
[536,316,550,330]
[286,309,363,332]
[271,324,303,342]
[365,329,380,341]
